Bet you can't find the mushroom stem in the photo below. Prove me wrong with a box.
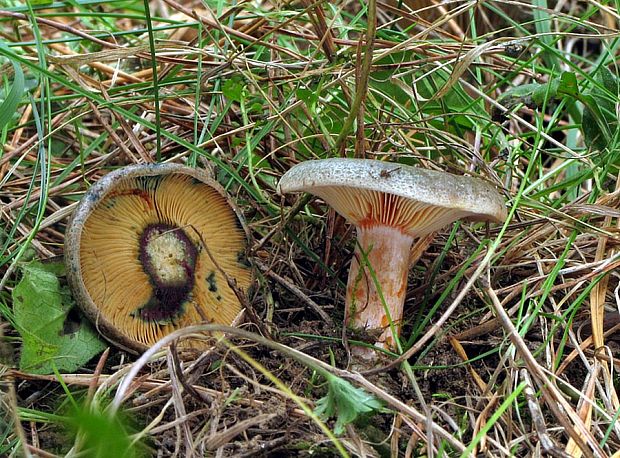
[346,225,415,357]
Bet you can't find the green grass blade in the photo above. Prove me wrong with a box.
[0,45,25,133]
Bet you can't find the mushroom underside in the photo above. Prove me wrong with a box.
[73,171,252,349]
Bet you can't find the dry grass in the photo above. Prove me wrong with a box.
[1,0,620,456]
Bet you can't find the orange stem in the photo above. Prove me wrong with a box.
[346,225,415,358]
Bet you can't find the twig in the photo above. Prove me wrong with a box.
[166,346,195,456]
[87,347,110,403]
[205,413,277,450]
[521,369,571,458]
[0,10,120,49]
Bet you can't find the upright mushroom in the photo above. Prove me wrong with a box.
[278,158,506,358]
[65,163,252,352]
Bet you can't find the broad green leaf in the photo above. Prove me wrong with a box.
[500,72,575,109]
[12,262,106,375]
[314,373,383,435]
[498,68,618,151]
[498,83,540,103]
[581,93,612,151]
[249,101,263,114]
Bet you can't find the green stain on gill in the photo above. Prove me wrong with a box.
[216,295,222,301]
[206,271,218,292]
[135,175,164,191]
[236,250,251,267]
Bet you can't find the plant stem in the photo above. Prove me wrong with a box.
[334,0,376,154]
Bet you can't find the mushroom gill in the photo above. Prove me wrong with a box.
[66,165,252,351]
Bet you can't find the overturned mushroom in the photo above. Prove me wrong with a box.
[278,158,506,358]
[65,163,252,352]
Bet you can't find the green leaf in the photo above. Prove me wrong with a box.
[581,93,612,151]
[498,83,540,103]
[500,72,576,109]
[314,374,383,435]
[66,405,142,458]
[296,87,319,112]
[531,78,560,107]
[597,66,619,96]
[557,71,579,97]
[249,101,264,114]
[12,262,106,375]
[0,47,25,133]
[222,77,245,103]
[498,80,560,110]
[581,66,619,151]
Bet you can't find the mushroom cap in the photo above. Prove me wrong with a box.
[65,163,253,352]
[278,158,506,237]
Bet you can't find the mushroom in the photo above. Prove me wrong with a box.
[278,158,506,358]
[65,163,253,352]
